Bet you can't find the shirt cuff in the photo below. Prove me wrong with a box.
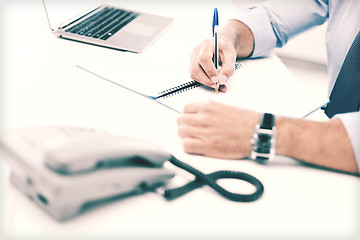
[334,112,360,174]
[231,5,277,58]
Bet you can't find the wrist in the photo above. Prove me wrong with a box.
[220,19,254,58]
[275,116,295,157]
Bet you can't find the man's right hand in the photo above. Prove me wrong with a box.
[189,20,255,92]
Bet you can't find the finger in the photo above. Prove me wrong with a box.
[177,115,194,126]
[218,43,236,85]
[198,42,219,83]
[177,112,208,127]
[219,84,227,93]
[182,101,205,114]
[177,125,204,139]
[190,41,216,87]
[182,137,207,155]
[190,65,213,87]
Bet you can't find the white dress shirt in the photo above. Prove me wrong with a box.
[232,0,360,173]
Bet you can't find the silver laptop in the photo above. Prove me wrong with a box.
[42,0,173,53]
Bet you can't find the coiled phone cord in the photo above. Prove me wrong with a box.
[162,156,264,202]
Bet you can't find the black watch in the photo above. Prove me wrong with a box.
[250,113,277,161]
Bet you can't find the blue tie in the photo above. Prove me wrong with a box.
[325,31,360,118]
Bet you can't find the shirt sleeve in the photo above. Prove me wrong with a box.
[335,112,360,174]
[231,0,329,58]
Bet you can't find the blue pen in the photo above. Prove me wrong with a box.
[301,100,331,118]
[212,8,219,92]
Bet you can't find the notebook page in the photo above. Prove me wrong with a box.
[77,48,198,99]
[77,54,326,119]
[158,56,327,118]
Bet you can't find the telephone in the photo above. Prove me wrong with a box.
[0,126,175,221]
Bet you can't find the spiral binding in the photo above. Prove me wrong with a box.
[156,63,242,99]
[234,62,242,70]
[156,81,201,99]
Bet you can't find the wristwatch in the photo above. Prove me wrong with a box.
[250,113,277,161]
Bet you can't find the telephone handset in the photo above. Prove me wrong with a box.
[45,132,172,174]
[0,126,175,221]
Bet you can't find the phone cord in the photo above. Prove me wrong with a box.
[163,156,264,202]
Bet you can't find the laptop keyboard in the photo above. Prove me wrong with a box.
[65,7,139,40]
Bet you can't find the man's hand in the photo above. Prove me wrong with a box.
[177,101,358,175]
[190,38,237,92]
[189,20,254,92]
[177,101,260,159]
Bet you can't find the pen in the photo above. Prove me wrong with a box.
[212,8,219,92]
[301,100,331,118]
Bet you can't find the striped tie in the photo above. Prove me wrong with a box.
[325,31,360,118]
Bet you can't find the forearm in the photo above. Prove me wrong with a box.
[178,101,359,175]
[276,116,359,175]
[219,19,254,58]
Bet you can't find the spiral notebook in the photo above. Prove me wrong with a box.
[76,63,243,113]
[76,56,326,118]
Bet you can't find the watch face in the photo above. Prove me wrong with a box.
[251,113,277,161]
[261,113,275,130]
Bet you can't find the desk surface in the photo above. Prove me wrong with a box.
[1,1,359,240]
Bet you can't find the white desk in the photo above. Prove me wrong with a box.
[1,1,359,239]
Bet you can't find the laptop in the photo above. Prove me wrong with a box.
[42,0,174,53]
